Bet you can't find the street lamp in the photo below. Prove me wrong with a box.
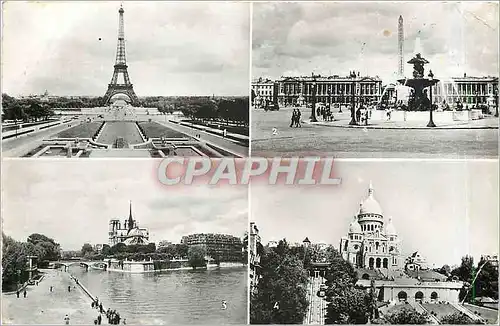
[494,86,499,117]
[310,74,319,122]
[349,78,358,125]
[427,70,436,128]
[339,85,343,113]
[327,90,332,112]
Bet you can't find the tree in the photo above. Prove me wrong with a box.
[2,233,31,291]
[175,243,189,259]
[81,243,94,258]
[367,280,379,320]
[325,253,357,290]
[109,243,127,255]
[454,256,474,282]
[384,306,428,324]
[26,233,60,261]
[324,250,370,324]
[101,244,111,257]
[188,246,207,269]
[250,240,309,324]
[242,231,249,264]
[473,258,499,300]
[452,255,475,302]
[440,312,474,324]
[439,264,452,276]
[326,287,370,324]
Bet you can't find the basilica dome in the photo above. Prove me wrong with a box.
[359,182,383,216]
[385,217,397,235]
[349,217,362,233]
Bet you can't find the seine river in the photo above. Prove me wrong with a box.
[69,266,247,324]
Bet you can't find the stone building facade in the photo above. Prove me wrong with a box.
[431,75,498,109]
[181,233,243,262]
[251,78,277,106]
[275,74,383,107]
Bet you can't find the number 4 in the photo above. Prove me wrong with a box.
[273,301,279,310]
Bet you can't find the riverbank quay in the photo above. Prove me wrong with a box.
[1,269,100,324]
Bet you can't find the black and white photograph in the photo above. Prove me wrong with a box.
[1,160,248,324]
[251,2,498,158]
[249,160,499,324]
[2,2,249,158]
[1,1,499,325]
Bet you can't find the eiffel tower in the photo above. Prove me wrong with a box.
[103,5,139,106]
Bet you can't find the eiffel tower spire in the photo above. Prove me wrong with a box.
[103,4,139,106]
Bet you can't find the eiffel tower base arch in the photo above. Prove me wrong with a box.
[103,84,139,106]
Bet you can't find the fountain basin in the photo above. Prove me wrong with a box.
[397,78,440,89]
[369,109,484,123]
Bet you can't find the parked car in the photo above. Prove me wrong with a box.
[265,103,279,111]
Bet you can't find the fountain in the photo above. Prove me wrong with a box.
[398,53,440,127]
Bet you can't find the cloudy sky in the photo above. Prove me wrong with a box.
[2,160,248,251]
[253,2,499,83]
[252,160,498,268]
[2,2,249,96]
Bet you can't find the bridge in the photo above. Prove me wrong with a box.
[53,260,108,271]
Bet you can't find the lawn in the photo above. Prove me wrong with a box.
[56,121,103,138]
[387,303,416,314]
[463,304,499,324]
[422,303,461,319]
[138,121,188,138]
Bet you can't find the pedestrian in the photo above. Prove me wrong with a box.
[91,301,95,309]
[116,312,121,325]
[50,286,53,292]
[94,319,98,325]
[68,285,71,292]
[290,110,296,127]
[295,109,302,128]
[23,289,27,298]
[97,314,102,325]
[99,303,103,313]
[64,314,70,325]
[123,318,126,325]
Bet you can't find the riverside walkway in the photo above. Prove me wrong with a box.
[2,269,99,324]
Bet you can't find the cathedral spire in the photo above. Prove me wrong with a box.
[128,200,134,230]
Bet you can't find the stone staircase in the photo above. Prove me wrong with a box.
[451,303,486,324]
[410,301,440,324]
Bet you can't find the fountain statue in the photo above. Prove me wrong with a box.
[408,53,428,78]
[398,53,439,112]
